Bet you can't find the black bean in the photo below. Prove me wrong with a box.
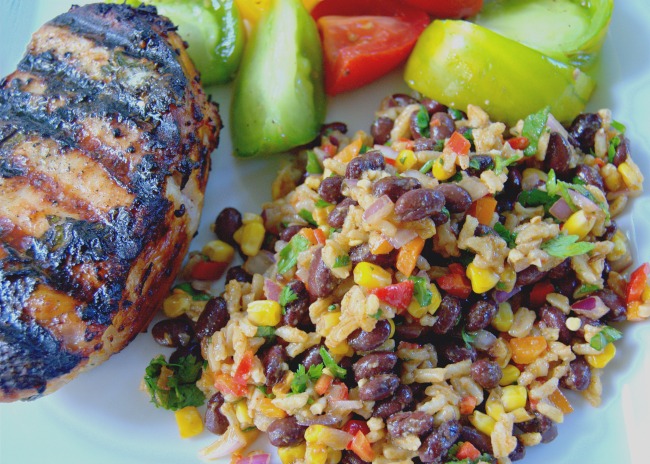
[394,188,445,222]
[267,417,307,447]
[612,136,630,166]
[319,175,345,204]
[553,273,578,298]
[568,113,602,153]
[348,320,391,352]
[358,374,400,401]
[169,340,201,365]
[595,289,627,322]
[349,243,398,268]
[470,359,503,389]
[517,411,553,435]
[353,351,398,381]
[601,222,618,241]
[225,265,253,283]
[151,316,194,348]
[419,420,461,463]
[574,165,605,192]
[261,345,287,388]
[560,356,592,391]
[308,248,336,299]
[439,341,477,365]
[205,393,229,435]
[341,450,368,464]
[195,297,230,340]
[460,426,493,454]
[544,132,572,175]
[387,411,435,438]
[431,210,450,226]
[346,151,385,179]
[548,259,572,280]
[214,207,242,246]
[504,168,523,198]
[429,112,455,142]
[540,422,558,443]
[281,280,311,328]
[321,121,348,136]
[371,117,394,145]
[435,183,472,214]
[382,93,418,109]
[432,295,462,334]
[466,300,498,332]
[279,225,304,242]
[466,155,494,176]
[297,345,323,371]
[516,266,547,287]
[328,197,357,229]
[373,385,414,420]
[394,322,433,342]
[539,304,571,344]
[509,438,526,461]
[373,176,422,202]
[421,98,447,115]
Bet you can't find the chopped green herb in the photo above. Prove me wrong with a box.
[589,326,623,350]
[409,276,433,307]
[333,254,351,268]
[458,250,475,267]
[494,223,518,248]
[144,355,205,411]
[359,144,369,154]
[448,108,464,120]
[306,150,323,174]
[574,283,601,299]
[419,159,435,173]
[242,426,257,433]
[279,285,299,308]
[256,326,276,338]
[172,282,211,301]
[370,309,383,319]
[461,128,474,142]
[327,304,338,312]
[441,206,450,218]
[469,156,490,171]
[315,198,333,208]
[522,106,550,157]
[434,139,446,151]
[607,135,621,164]
[290,365,310,394]
[517,188,559,212]
[572,176,587,186]
[494,153,522,175]
[277,234,310,275]
[299,209,317,226]
[449,172,463,182]
[415,105,431,138]
[461,329,476,349]
[541,234,596,258]
[255,385,274,398]
[319,347,347,379]
[496,281,508,291]
[307,397,315,405]
[611,120,626,133]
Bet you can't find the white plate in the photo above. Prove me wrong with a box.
[1,1,650,463]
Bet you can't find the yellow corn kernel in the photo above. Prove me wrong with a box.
[618,160,643,191]
[329,340,353,356]
[163,292,192,318]
[486,395,505,421]
[235,400,253,428]
[563,210,596,240]
[241,222,266,256]
[499,364,521,386]
[174,406,203,438]
[278,443,307,464]
[259,397,287,419]
[407,299,428,319]
[492,303,514,333]
[432,157,456,181]
[406,283,441,318]
[499,267,517,293]
[586,341,616,368]
[388,318,396,338]
[353,262,392,289]
[643,285,650,303]
[466,262,500,293]
[320,311,341,336]
[242,212,263,224]
[305,443,328,464]
[233,226,244,245]
[247,300,282,326]
[305,425,327,443]
[327,450,343,464]
[469,411,496,436]
[501,385,528,412]
[395,149,417,172]
[202,240,235,263]
[607,230,628,262]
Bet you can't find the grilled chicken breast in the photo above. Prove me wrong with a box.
[0,3,220,401]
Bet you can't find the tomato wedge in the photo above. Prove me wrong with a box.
[401,0,483,18]
[312,0,430,95]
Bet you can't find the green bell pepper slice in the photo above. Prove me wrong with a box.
[231,0,325,157]
[109,0,245,85]
[404,20,595,126]
[474,0,613,69]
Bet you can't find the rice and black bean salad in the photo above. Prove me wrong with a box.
[145,94,649,464]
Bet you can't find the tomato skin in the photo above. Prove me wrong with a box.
[400,0,483,18]
[312,0,430,95]
[369,280,415,312]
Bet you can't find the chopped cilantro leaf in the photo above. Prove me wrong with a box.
[306,150,323,175]
[607,135,621,164]
[517,189,559,212]
[409,276,433,307]
[541,234,596,258]
[370,309,382,319]
[522,106,550,157]
[449,172,463,182]
[359,144,369,154]
[279,285,299,308]
[415,105,430,138]
[315,198,333,208]
[307,363,324,380]
[461,128,474,142]
[277,234,310,275]
[144,355,205,411]
[299,209,317,226]
[319,347,347,379]
[290,363,324,394]
[589,326,623,350]
[494,153,521,175]
[256,326,276,338]
[493,223,517,248]
[333,254,351,268]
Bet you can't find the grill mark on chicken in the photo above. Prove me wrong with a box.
[0,3,220,401]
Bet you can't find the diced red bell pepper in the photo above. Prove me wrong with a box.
[214,374,248,397]
[448,263,465,275]
[447,131,471,155]
[627,263,650,303]
[233,349,254,386]
[342,420,370,437]
[436,273,472,299]
[459,395,477,415]
[369,280,415,313]
[530,281,555,308]
[456,441,481,460]
[507,136,530,150]
[348,430,375,461]
[191,260,227,280]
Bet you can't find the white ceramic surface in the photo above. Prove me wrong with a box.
[1,1,649,463]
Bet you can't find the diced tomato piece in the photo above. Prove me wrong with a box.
[401,0,483,18]
[191,260,227,280]
[627,263,650,303]
[342,420,370,437]
[530,281,555,308]
[214,374,248,397]
[370,280,415,313]
[448,263,465,275]
[456,441,481,460]
[507,136,530,150]
[329,381,349,401]
[348,430,375,461]
[436,273,472,299]
[233,350,254,387]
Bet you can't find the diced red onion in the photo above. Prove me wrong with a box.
[549,198,573,220]
[472,329,497,351]
[568,189,599,213]
[492,286,521,304]
[386,228,418,249]
[244,250,275,275]
[236,455,271,464]
[546,113,569,139]
[373,144,398,161]
[363,194,394,225]
[296,414,341,427]
[571,296,610,319]
[264,278,282,302]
